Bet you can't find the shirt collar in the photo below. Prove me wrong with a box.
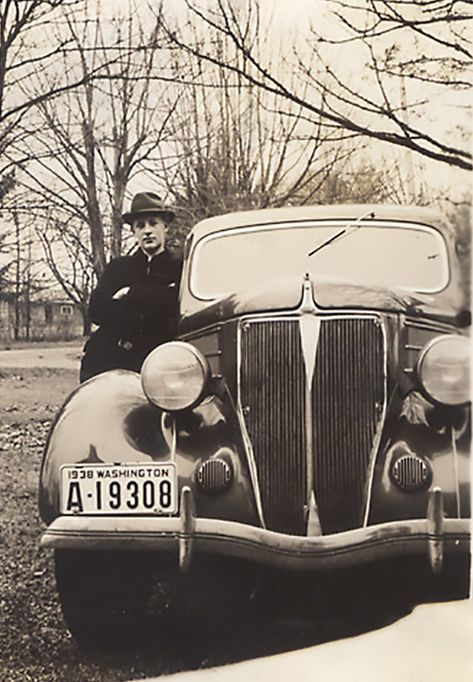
[135,247,169,261]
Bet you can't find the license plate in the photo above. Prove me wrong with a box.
[60,463,177,515]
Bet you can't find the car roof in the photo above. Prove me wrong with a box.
[188,204,450,241]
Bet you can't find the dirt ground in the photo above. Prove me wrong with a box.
[0,360,468,681]
[0,346,82,371]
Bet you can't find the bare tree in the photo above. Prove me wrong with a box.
[448,197,471,304]
[0,228,12,296]
[159,23,357,231]
[299,155,410,206]
[0,0,151,287]
[10,6,179,280]
[37,213,94,334]
[0,2,83,318]
[0,201,50,338]
[0,170,16,301]
[159,0,471,171]
[318,0,471,90]
[0,0,86,158]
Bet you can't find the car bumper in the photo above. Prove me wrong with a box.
[41,486,469,574]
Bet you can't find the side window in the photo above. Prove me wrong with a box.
[60,304,73,317]
[44,304,53,323]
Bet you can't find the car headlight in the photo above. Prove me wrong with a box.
[141,342,210,411]
[417,335,470,406]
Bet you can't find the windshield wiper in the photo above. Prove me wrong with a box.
[308,210,376,257]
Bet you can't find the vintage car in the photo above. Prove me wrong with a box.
[39,204,470,647]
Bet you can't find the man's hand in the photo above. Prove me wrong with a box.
[112,286,130,300]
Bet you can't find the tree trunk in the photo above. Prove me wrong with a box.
[80,304,91,336]
[110,175,126,258]
[13,209,20,341]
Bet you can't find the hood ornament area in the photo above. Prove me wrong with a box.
[299,273,319,314]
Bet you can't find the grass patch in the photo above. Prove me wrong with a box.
[0,368,78,424]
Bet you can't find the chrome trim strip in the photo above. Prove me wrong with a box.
[307,490,322,536]
[298,276,322,532]
[361,316,388,526]
[180,324,223,341]
[236,321,267,528]
[404,320,452,333]
[304,379,315,525]
[299,316,321,383]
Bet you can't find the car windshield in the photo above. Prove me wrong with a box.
[190,221,449,300]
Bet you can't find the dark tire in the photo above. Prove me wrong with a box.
[55,549,154,651]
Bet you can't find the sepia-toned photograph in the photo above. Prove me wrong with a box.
[0,1,471,680]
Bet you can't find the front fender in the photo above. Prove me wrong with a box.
[39,371,170,524]
[39,371,260,528]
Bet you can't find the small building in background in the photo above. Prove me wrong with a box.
[0,298,84,342]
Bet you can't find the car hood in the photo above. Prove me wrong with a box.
[179,276,466,333]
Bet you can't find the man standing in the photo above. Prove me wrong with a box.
[80,192,182,382]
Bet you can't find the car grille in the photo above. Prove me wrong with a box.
[240,316,385,535]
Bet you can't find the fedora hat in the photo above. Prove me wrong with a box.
[122,192,175,224]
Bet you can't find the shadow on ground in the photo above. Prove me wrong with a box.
[75,554,469,677]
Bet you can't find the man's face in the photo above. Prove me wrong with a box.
[132,214,166,256]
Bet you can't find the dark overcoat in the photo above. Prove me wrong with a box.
[80,248,182,381]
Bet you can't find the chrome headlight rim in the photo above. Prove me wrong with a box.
[417,334,470,407]
[141,341,210,412]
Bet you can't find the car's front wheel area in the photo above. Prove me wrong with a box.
[55,549,156,651]
[55,549,262,654]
